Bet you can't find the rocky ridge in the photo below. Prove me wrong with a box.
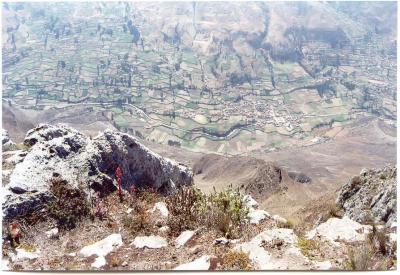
[336,165,397,226]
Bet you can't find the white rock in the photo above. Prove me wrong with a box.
[68,252,76,257]
[4,124,193,220]
[150,202,169,218]
[390,222,397,229]
[235,228,310,270]
[126,208,133,214]
[313,261,332,270]
[213,237,230,245]
[92,256,106,268]
[306,216,372,243]
[389,233,397,244]
[159,226,170,233]
[175,230,196,248]
[174,255,211,270]
[45,228,59,239]
[248,209,270,224]
[272,215,287,224]
[2,129,15,151]
[235,242,272,269]
[132,235,167,249]
[6,151,27,165]
[79,233,122,257]
[2,170,12,178]
[9,248,40,262]
[243,195,258,209]
[2,259,10,270]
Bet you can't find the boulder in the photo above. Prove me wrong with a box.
[175,230,196,248]
[149,202,169,218]
[3,124,193,220]
[174,255,211,270]
[79,233,123,257]
[248,209,270,224]
[234,228,311,270]
[336,165,396,226]
[306,216,372,243]
[132,235,167,249]
[92,256,106,268]
[243,194,258,209]
[9,248,40,262]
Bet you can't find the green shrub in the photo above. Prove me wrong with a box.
[165,186,204,236]
[203,185,249,238]
[15,143,30,151]
[165,185,249,238]
[47,177,90,230]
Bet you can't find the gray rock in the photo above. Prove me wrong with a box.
[3,124,193,220]
[2,129,15,151]
[336,165,396,226]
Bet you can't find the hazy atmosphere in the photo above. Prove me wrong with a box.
[1,1,397,271]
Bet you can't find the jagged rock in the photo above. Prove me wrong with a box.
[132,235,167,249]
[288,171,312,184]
[2,129,15,151]
[175,230,196,248]
[174,255,211,270]
[79,233,123,257]
[336,165,396,226]
[306,216,372,243]
[243,194,258,209]
[3,124,193,220]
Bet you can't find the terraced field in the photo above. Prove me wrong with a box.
[2,1,396,154]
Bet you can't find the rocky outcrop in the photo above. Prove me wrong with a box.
[3,124,193,220]
[2,129,15,151]
[336,165,396,226]
[193,154,282,200]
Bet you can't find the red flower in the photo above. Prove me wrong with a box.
[115,166,123,201]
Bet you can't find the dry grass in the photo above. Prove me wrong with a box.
[278,218,295,229]
[297,237,320,260]
[345,245,372,270]
[165,186,203,236]
[219,250,254,270]
[47,177,90,230]
[367,225,389,256]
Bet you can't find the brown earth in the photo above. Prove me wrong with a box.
[2,104,396,222]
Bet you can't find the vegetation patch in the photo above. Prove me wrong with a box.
[47,177,90,230]
[219,250,254,270]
